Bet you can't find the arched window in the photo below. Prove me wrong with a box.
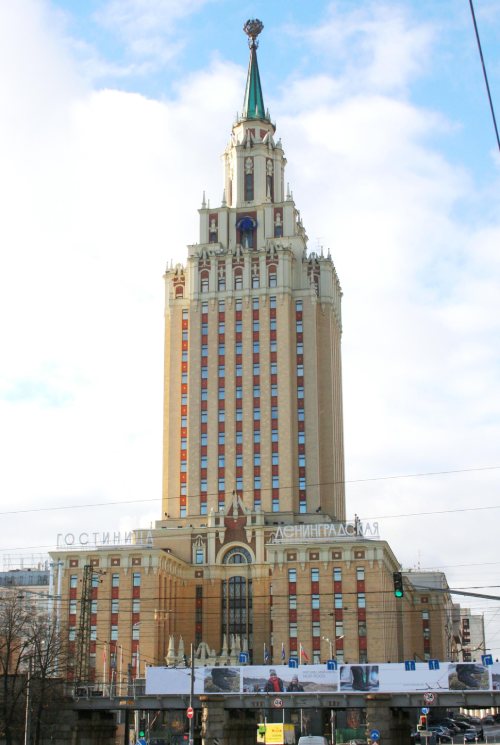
[234,269,243,290]
[200,270,209,293]
[175,284,184,298]
[268,264,277,287]
[223,546,252,564]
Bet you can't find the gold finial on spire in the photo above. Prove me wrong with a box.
[243,19,264,48]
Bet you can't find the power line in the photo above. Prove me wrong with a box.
[1,464,499,517]
[468,0,500,151]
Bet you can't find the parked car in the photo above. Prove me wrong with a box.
[481,716,495,725]
[428,726,452,743]
[463,729,484,743]
[449,720,469,732]
[436,720,462,734]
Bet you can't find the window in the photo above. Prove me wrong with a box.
[289,595,297,609]
[201,367,208,379]
[253,409,260,421]
[311,568,319,582]
[298,454,305,467]
[335,621,344,638]
[218,477,225,491]
[91,600,97,614]
[253,320,260,332]
[236,342,243,355]
[288,568,297,582]
[111,625,118,641]
[90,626,97,641]
[254,430,260,443]
[111,599,119,614]
[334,593,343,609]
[180,505,186,517]
[195,548,204,565]
[272,498,279,511]
[270,318,277,331]
[132,625,140,640]
[201,411,208,423]
[253,364,260,376]
[254,453,261,466]
[334,567,342,582]
[289,622,297,638]
[69,600,77,615]
[271,362,278,374]
[298,432,305,444]
[201,433,208,446]
[272,475,279,488]
[132,599,141,613]
[68,627,76,641]
[218,322,225,334]
[218,432,225,445]
[218,344,225,356]
[296,364,304,376]
[357,593,366,608]
[297,386,304,399]
[112,573,120,587]
[272,453,279,466]
[271,429,278,442]
[201,478,207,492]
[201,455,208,468]
[356,567,365,581]
[236,320,242,333]
[254,475,261,489]
[311,594,320,609]
[253,341,260,353]
[236,455,243,468]
[218,388,225,400]
[201,389,208,401]
[270,340,277,352]
[218,455,225,468]
[270,296,276,309]
[70,575,78,589]
[133,573,141,587]
[218,366,225,378]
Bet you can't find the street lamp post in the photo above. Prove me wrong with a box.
[322,636,333,659]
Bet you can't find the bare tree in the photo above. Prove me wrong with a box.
[0,591,69,745]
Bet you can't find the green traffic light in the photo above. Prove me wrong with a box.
[394,589,403,598]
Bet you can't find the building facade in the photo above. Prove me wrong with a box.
[48,21,461,685]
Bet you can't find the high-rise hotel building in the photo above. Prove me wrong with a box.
[162,18,345,527]
[49,22,455,683]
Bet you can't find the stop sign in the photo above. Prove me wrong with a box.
[187,706,194,719]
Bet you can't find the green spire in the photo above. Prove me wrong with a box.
[242,19,266,121]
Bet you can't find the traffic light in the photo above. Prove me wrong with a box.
[417,715,427,731]
[393,571,404,598]
[138,718,147,738]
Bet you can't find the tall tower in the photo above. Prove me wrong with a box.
[162,20,345,524]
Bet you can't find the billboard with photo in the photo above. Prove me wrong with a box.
[145,661,498,696]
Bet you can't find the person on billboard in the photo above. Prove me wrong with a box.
[265,669,284,692]
[286,675,304,692]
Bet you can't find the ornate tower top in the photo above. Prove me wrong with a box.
[242,19,267,121]
[243,18,264,47]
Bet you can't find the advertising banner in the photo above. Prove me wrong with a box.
[145,661,499,696]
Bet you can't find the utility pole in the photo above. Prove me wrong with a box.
[75,565,93,685]
[189,643,195,745]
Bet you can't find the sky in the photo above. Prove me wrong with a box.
[0,0,499,658]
